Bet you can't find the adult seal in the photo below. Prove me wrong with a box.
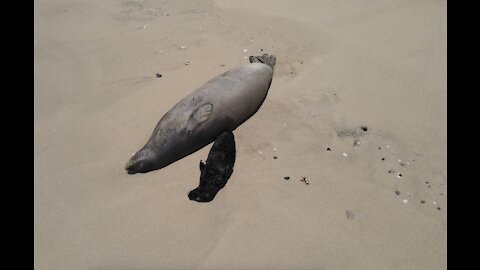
[125,54,276,174]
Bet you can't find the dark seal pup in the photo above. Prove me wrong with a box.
[188,130,236,202]
[125,54,276,174]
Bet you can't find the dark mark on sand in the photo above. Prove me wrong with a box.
[346,210,354,220]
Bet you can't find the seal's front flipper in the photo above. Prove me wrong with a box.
[189,130,236,203]
[186,103,213,133]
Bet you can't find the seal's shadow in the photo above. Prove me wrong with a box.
[188,131,236,203]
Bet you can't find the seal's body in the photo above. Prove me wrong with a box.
[126,54,276,174]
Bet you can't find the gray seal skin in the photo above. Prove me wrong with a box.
[125,54,276,174]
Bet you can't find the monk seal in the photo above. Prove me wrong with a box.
[125,54,276,174]
[188,130,236,202]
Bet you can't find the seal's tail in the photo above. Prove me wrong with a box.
[249,54,276,69]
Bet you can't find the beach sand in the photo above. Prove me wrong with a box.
[34,0,446,269]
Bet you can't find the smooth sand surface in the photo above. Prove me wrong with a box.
[34,0,446,269]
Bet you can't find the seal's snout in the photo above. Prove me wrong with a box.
[125,159,137,174]
[125,149,157,174]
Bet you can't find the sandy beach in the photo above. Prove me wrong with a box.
[34,0,447,269]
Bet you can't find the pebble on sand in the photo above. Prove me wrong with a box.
[284,176,290,180]
[402,199,408,204]
[342,152,348,157]
[180,45,186,50]
[395,190,400,195]
[156,73,162,78]
[300,177,309,185]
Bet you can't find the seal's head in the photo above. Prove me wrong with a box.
[125,149,158,174]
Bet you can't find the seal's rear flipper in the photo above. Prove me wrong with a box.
[249,54,276,69]
[189,130,236,203]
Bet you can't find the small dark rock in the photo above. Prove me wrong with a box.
[220,64,225,67]
[326,147,331,151]
[395,190,400,195]
[156,73,162,78]
[421,200,426,204]
[381,158,385,161]
[437,207,441,210]
[361,126,368,132]
[273,156,278,159]
[378,147,382,150]
[284,176,290,180]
